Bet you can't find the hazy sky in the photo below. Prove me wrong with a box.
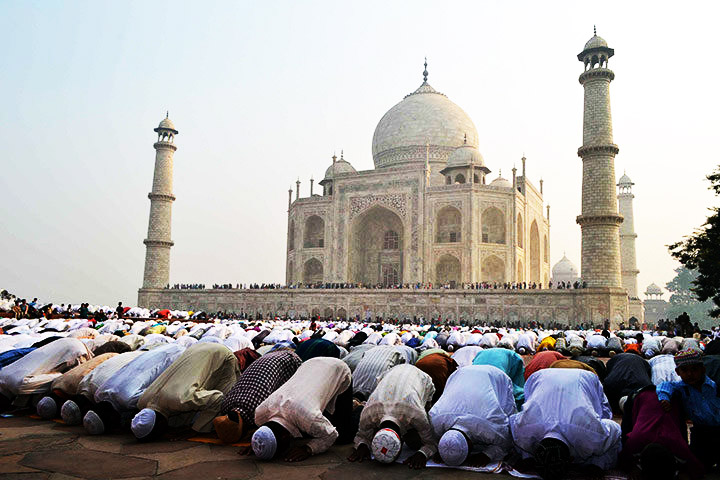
[2,1,718,306]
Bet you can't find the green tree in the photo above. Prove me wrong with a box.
[669,166,720,319]
[664,266,713,327]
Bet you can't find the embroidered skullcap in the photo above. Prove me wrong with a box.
[674,348,703,368]
[36,397,57,419]
[83,410,105,435]
[131,408,156,439]
[371,428,402,463]
[60,400,82,425]
[252,425,277,460]
[438,429,469,466]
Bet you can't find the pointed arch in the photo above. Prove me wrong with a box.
[288,220,295,251]
[530,220,540,283]
[436,254,461,286]
[436,206,462,243]
[349,205,404,285]
[482,207,505,244]
[517,259,524,282]
[482,255,505,283]
[517,213,524,248]
[303,215,325,248]
[303,258,323,284]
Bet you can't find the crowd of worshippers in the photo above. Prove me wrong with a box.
[1,317,720,480]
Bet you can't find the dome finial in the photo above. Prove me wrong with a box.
[332,152,337,164]
[593,25,597,36]
[340,149,344,160]
[423,57,428,83]
[463,133,467,145]
[166,110,169,119]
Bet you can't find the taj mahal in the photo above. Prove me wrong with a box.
[137,31,651,327]
[286,60,549,289]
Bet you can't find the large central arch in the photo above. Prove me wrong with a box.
[349,205,404,285]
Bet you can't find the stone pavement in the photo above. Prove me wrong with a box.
[3,414,720,480]
[0,414,506,480]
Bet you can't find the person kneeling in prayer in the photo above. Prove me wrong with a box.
[249,357,352,462]
[430,364,516,467]
[510,368,621,479]
[131,342,239,441]
[348,364,436,469]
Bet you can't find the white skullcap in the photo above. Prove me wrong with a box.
[131,408,156,439]
[60,400,82,425]
[37,397,57,420]
[618,395,628,414]
[371,428,402,463]
[252,425,277,460]
[83,410,105,435]
[439,429,469,466]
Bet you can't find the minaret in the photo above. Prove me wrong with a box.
[618,173,644,320]
[576,29,623,288]
[142,113,177,289]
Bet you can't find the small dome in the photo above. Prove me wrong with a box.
[584,34,608,51]
[552,254,579,277]
[155,114,178,134]
[645,283,663,295]
[446,143,485,169]
[323,155,356,179]
[490,173,512,188]
[618,173,633,186]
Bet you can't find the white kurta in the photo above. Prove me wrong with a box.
[509,369,621,470]
[430,365,516,462]
[94,343,186,411]
[0,338,91,397]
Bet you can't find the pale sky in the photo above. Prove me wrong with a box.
[2,1,718,306]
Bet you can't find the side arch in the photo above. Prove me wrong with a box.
[303,258,323,284]
[436,254,461,286]
[482,255,505,283]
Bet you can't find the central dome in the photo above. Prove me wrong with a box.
[372,79,479,169]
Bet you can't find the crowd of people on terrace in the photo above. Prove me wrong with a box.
[164,280,589,291]
[1,287,719,479]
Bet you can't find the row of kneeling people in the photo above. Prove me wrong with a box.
[0,334,719,479]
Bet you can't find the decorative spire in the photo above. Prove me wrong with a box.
[166,111,169,119]
[463,133,467,144]
[340,150,344,160]
[332,153,337,164]
[593,25,597,36]
[423,57,428,83]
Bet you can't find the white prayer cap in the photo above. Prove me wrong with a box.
[131,408,156,439]
[36,397,57,419]
[371,428,402,464]
[83,410,105,435]
[438,429,469,466]
[252,425,277,460]
[60,400,82,425]
[618,395,628,414]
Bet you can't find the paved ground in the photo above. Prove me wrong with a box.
[0,413,509,480]
[3,412,720,480]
